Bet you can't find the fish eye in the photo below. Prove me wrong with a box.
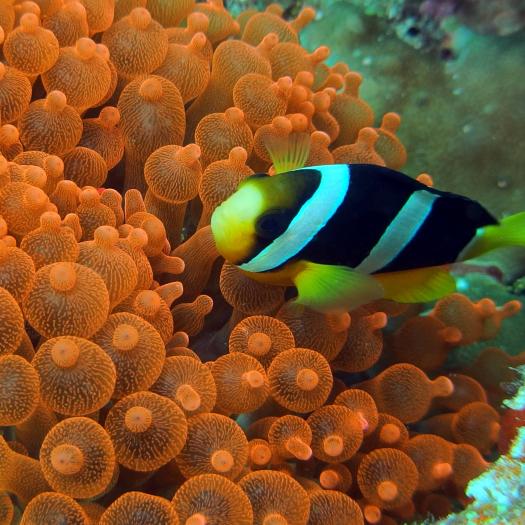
[256,209,291,239]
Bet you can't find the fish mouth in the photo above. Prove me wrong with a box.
[210,206,238,259]
[211,205,253,264]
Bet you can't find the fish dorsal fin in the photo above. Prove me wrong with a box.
[292,261,385,313]
[264,132,311,174]
[374,266,456,303]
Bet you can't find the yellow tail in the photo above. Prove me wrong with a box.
[463,211,525,259]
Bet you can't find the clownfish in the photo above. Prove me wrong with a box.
[210,139,525,313]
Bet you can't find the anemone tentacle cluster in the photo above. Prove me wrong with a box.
[0,1,523,524]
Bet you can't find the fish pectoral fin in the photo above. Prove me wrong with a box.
[374,266,456,303]
[292,261,385,313]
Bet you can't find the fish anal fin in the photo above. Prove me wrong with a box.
[292,261,384,313]
[374,266,456,304]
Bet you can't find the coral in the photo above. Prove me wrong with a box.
[357,448,419,510]
[77,225,138,308]
[318,462,353,492]
[118,75,185,192]
[0,288,24,356]
[32,336,116,416]
[195,107,253,168]
[211,352,269,414]
[0,492,14,525]
[175,412,248,480]
[268,414,313,461]
[0,240,36,304]
[18,90,83,156]
[268,347,333,413]
[172,473,253,525]
[390,314,462,372]
[42,0,89,47]
[220,261,285,316]
[248,437,273,469]
[144,143,202,246]
[0,63,32,124]
[361,413,409,451]
[308,490,364,525]
[436,368,525,524]
[79,106,125,170]
[20,492,90,525]
[330,73,374,148]
[76,186,117,240]
[41,37,112,111]
[3,13,59,75]
[402,434,454,491]
[20,211,80,269]
[171,294,214,336]
[102,7,168,80]
[105,390,187,471]
[233,73,292,129]
[0,436,51,505]
[229,314,295,369]
[115,230,153,289]
[192,0,239,45]
[100,491,179,525]
[23,261,110,338]
[374,113,407,170]
[185,33,275,140]
[80,0,115,34]
[0,123,23,160]
[62,146,108,188]
[276,302,350,362]
[154,32,210,104]
[242,5,315,46]
[307,405,364,462]
[92,311,165,398]
[238,470,310,525]
[332,127,385,166]
[0,3,522,524]
[0,354,40,425]
[151,355,217,416]
[49,179,80,217]
[114,286,179,343]
[430,292,520,345]
[39,416,116,499]
[331,310,386,372]
[170,224,220,299]
[356,363,454,423]
[334,388,379,435]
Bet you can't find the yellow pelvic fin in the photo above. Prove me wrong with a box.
[374,265,456,304]
[264,132,311,174]
[292,261,385,313]
[462,211,525,260]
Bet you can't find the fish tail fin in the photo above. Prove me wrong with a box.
[463,212,525,259]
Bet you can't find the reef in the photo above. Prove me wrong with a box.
[0,1,524,524]
[300,0,525,218]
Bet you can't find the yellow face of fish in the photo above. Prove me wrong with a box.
[211,173,303,265]
[211,180,265,264]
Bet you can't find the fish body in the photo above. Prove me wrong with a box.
[211,163,524,312]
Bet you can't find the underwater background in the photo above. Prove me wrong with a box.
[0,0,524,524]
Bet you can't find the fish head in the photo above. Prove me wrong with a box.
[211,172,300,265]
